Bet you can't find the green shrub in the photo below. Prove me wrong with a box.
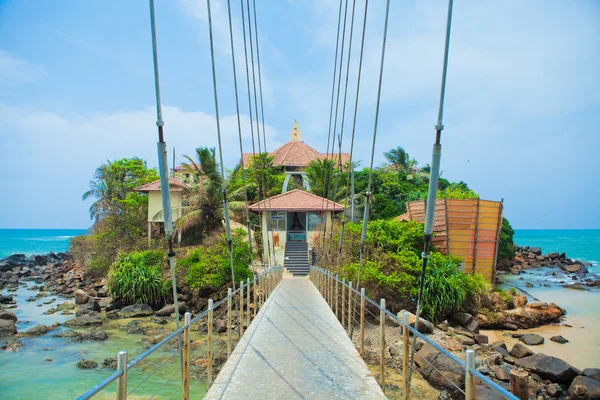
[498,217,516,262]
[107,250,169,307]
[178,229,253,290]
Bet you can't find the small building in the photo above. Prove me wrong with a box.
[249,189,344,269]
[171,163,200,184]
[243,120,350,192]
[136,177,189,244]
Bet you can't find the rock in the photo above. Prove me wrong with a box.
[509,343,534,359]
[97,287,108,297]
[81,330,109,341]
[487,354,503,365]
[450,312,479,333]
[397,310,434,334]
[546,383,562,397]
[520,333,544,346]
[490,364,513,381]
[455,328,474,338]
[530,247,542,255]
[57,302,75,311]
[23,324,49,336]
[155,303,186,317]
[565,264,588,274]
[568,376,600,399]
[0,311,17,322]
[118,304,153,318]
[76,359,98,369]
[473,334,489,344]
[584,368,600,382]
[503,323,518,331]
[491,341,510,358]
[103,357,117,369]
[515,353,582,383]
[214,318,227,334]
[76,299,101,316]
[1,339,23,352]
[0,319,17,336]
[52,330,81,339]
[64,314,103,327]
[74,289,89,305]
[455,335,476,346]
[550,335,569,344]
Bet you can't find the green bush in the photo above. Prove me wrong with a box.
[497,217,516,262]
[178,229,253,290]
[107,250,169,307]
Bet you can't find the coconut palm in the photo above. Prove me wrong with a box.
[305,157,347,200]
[383,146,418,175]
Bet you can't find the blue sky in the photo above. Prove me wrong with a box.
[0,0,599,229]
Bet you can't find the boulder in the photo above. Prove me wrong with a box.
[52,330,82,339]
[103,357,117,369]
[473,334,489,344]
[74,289,89,305]
[64,314,103,328]
[118,304,153,318]
[76,359,98,369]
[565,264,588,274]
[515,353,582,383]
[450,312,479,333]
[0,319,17,336]
[57,302,75,311]
[398,310,434,334]
[550,335,569,344]
[81,330,109,341]
[584,369,600,382]
[519,333,544,346]
[0,294,13,304]
[509,343,534,359]
[490,364,513,382]
[1,339,23,352]
[155,303,186,317]
[76,299,101,316]
[491,341,510,358]
[455,335,476,346]
[530,247,542,255]
[97,287,108,297]
[23,324,49,336]
[568,376,600,399]
[0,311,17,322]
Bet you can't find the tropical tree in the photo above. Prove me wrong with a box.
[305,157,346,199]
[82,158,158,223]
[383,146,418,175]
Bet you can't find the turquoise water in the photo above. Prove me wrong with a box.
[514,229,600,272]
[0,229,86,259]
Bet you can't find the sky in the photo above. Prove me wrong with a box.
[0,0,599,230]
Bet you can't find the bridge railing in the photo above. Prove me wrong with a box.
[77,266,283,400]
[310,266,518,400]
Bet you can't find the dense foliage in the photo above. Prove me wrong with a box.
[107,250,169,307]
[498,217,516,262]
[178,229,254,290]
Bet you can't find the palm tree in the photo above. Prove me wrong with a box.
[175,148,244,240]
[305,157,347,200]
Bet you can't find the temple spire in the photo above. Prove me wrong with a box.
[289,119,301,142]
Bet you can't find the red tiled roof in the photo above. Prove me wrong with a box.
[242,146,350,169]
[136,177,190,192]
[249,189,344,212]
[172,163,201,172]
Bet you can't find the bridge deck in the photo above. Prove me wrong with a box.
[205,276,386,399]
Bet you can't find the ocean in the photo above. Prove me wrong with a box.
[0,229,86,259]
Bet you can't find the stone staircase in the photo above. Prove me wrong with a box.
[283,242,309,276]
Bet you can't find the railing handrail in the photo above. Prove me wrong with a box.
[77,265,282,400]
[310,265,518,400]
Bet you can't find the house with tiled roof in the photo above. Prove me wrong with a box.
[249,189,344,270]
[243,120,350,193]
[136,177,189,244]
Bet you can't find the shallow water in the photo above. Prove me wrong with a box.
[487,269,600,370]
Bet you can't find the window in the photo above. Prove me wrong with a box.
[269,211,285,231]
[307,212,323,231]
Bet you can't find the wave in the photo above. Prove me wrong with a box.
[22,236,74,242]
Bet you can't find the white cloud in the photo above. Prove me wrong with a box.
[0,50,47,88]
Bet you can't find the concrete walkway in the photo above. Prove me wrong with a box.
[205,276,386,399]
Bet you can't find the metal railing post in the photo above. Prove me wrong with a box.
[341,278,346,326]
[465,348,475,400]
[183,312,191,400]
[335,274,339,318]
[116,350,127,400]
[347,281,353,334]
[360,288,365,355]
[239,281,244,338]
[227,288,232,357]
[246,277,251,324]
[207,299,214,387]
[402,311,410,400]
[253,275,257,318]
[380,298,386,393]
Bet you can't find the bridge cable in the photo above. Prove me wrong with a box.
[318,0,344,251]
[409,0,455,387]
[354,0,391,307]
[225,0,253,254]
[206,0,238,289]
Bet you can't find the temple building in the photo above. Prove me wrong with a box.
[243,120,350,192]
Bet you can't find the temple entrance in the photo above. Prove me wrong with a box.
[287,211,307,242]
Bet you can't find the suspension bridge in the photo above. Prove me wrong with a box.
[76,0,522,397]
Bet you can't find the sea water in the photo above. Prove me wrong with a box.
[0,229,86,259]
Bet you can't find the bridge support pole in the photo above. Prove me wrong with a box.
[183,312,191,400]
[247,277,251,325]
[465,349,475,400]
[347,281,353,335]
[253,275,257,319]
[341,278,346,327]
[329,271,333,306]
[116,350,128,400]
[402,311,410,400]
[335,274,339,318]
[207,299,214,388]
[239,282,244,338]
[227,288,232,357]
[380,298,386,393]
[360,288,365,355]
